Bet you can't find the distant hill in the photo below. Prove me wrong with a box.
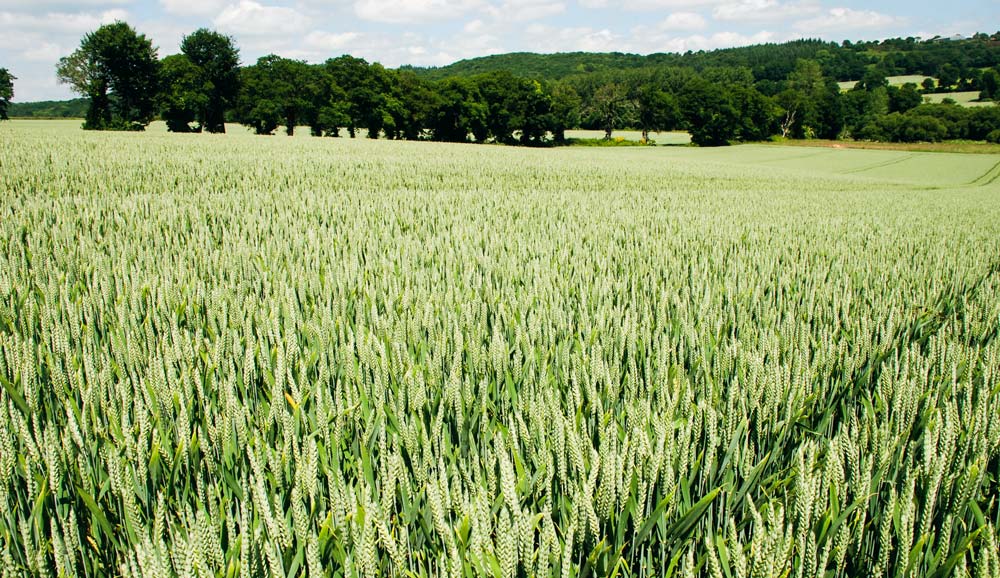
[403,52,671,81]
[405,40,868,82]
[9,98,89,118]
[407,35,1000,84]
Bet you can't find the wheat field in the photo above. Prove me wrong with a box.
[1,121,999,578]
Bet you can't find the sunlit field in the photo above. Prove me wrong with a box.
[921,91,996,107]
[1,120,999,578]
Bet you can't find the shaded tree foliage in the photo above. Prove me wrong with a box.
[235,55,310,135]
[981,69,1000,101]
[0,68,13,120]
[587,83,635,140]
[679,78,739,146]
[429,78,487,142]
[547,82,581,143]
[158,54,206,133]
[887,83,922,113]
[180,29,240,133]
[634,84,680,142]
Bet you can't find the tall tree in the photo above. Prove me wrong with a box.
[937,63,959,90]
[679,77,739,146]
[515,79,552,145]
[57,21,159,130]
[303,65,350,137]
[980,68,1000,101]
[325,56,389,138]
[777,59,826,138]
[814,79,846,139]
[476,70,521,144]
[587,83,634,140]
[634,84,680,142]
[158,54,208,133]
[392,70,436,140]
[730,85,779,141]
[0,68,13,120]
[429,78,486,142]
[888,82,922,113]
[180,29,240,133]
[547,81,580,143]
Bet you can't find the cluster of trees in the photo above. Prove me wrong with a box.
[856,103,1000,143]
[0,68,14,120]
[51,22,1000,146]
[56,23,236,132]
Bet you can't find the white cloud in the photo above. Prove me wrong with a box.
[795,7,900,32]
[657,11,706,31]
[353,0,484,24]
[632,29,780,53]
[159,0,227,16]
[580,0,724,10]
[522,23,621,51]
[0,9,130,35]
[303,30,361,51]
[0,0,129,7]
[487,0,566,21]
[712,0,818,22]
[22,42,64,62]
[138,20,192,56]
[214,1,310,36]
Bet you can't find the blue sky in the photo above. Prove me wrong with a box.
[2,0,997,101]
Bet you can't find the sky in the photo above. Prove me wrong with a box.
[1,0,997,101]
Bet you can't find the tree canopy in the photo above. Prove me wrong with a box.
[180,29,240,133]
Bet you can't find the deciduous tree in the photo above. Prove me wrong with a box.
[158,54,208,133]
[634,84,680,142]
[180,29,240,133]
[235,55,310,135]
[0,68,13,120]
[57,21,159,130]
[588,83,634,140]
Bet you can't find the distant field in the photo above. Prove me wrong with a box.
[838,74,932,90]
[565,129,692,145]
[922,91,995,107]
[836,77,994,108]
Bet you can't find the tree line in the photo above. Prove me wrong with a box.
[32,21,1000,145]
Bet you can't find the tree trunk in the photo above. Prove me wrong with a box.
[781,109,796,138]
